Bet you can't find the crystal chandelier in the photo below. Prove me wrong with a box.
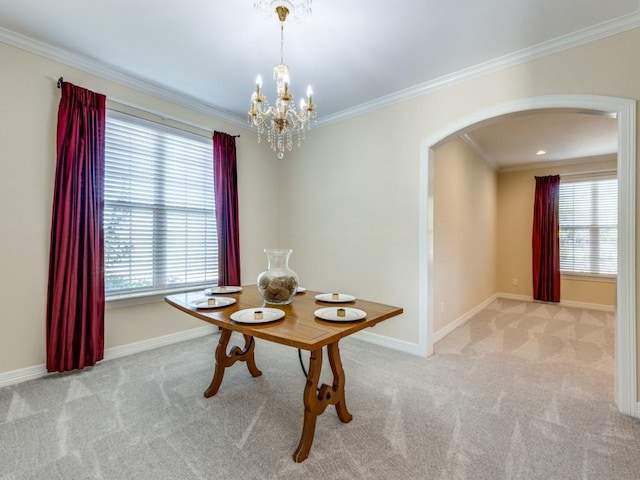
[248,1,316,159]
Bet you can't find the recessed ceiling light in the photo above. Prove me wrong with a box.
[536,150,547,155]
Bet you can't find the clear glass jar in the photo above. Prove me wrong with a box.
[257,248,299,305]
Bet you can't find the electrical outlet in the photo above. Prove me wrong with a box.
[512,278,518,286]
[440,302,445,314]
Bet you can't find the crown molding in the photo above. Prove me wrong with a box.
[3,7,640,129]
[497,152,618,173]
[316,9,640,127]
[460,133,497,170]
[0,27,248,129]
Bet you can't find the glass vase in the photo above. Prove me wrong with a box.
[257,249,299,305]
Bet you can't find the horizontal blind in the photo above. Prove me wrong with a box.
[558,176,617,276]
[104,111,218,295]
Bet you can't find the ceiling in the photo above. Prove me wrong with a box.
[462,110,619,170]
[0,0,636,166]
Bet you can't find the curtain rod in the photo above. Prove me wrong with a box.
[108,97,240,137]
[56,76,239,137]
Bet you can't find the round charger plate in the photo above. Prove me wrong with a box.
[230,307,285,324]
[188,297,236,309]
[296,286,306,293]
[314,307,366,322]
[315,293,356,303]
[204,286,243,295]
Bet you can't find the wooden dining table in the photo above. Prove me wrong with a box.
[165,285,403,462]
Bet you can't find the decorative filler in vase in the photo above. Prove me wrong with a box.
[257,248,299,305]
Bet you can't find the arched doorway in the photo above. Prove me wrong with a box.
[418,94,637,416]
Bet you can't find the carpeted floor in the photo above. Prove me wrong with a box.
[1,298,639,479]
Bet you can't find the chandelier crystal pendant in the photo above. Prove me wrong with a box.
[248,2,316,159]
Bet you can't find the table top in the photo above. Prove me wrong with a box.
[165,285,403,351]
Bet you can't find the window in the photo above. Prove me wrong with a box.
[558,175,617,276]
[104,111,218,296]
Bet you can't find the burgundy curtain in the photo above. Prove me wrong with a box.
[46,81,106,372]
[532,175,561,302]
[213,131,241,286]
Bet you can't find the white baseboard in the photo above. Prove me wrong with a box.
[497,292,615,312]
[0,364,48,389]
[0,292,617,390]
[0,325,217,389]
[495,293,531,302]
[353,329,421,356]
[430,293,616,349]
[102,325,218,361]
[0,322,419,388]
[432,295,498,343]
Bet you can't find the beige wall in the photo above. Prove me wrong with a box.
[275,28,639,393]
[277,108,421,341]
[0,42,279,373]
[497,158,617,307]
[2,25,640,393]
[433,138,497,333]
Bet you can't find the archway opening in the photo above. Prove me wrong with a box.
[418,95,636,416]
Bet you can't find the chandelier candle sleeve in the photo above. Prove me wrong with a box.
[256,75,263,97]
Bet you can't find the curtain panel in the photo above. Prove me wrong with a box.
[213,131,241,286]
[46,81,106,372]
[532,175,561,303]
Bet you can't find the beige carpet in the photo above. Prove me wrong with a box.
[0,298,639,479]
[436,298,615,374]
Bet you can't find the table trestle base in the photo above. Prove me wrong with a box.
[204,329,262,398]
[294,341,353,462]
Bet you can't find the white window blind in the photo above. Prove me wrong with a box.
[558,176,617,276]
[104,111,218,296]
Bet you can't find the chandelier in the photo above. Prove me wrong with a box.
[248,1,316,159]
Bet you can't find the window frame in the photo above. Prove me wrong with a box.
[558,173,617,280]
[103,110,218,305]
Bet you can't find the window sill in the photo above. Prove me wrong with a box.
[560,273,616,284]
[105,286,208,309]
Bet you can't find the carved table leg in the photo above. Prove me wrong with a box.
[242,334,262,378]
[294,341,353,462]
[327,341,353,423]
[294,348,322,462]
[204,329,262,398]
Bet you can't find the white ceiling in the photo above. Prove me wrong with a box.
[0,0,636,165]
[462,110,619,170]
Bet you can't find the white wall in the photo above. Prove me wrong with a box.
[497,158,617,307]
[2,25,640,397]
[275,28,640,390]
[0,42,279,374]
[433,138,497,334]
[278,109,421,342]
